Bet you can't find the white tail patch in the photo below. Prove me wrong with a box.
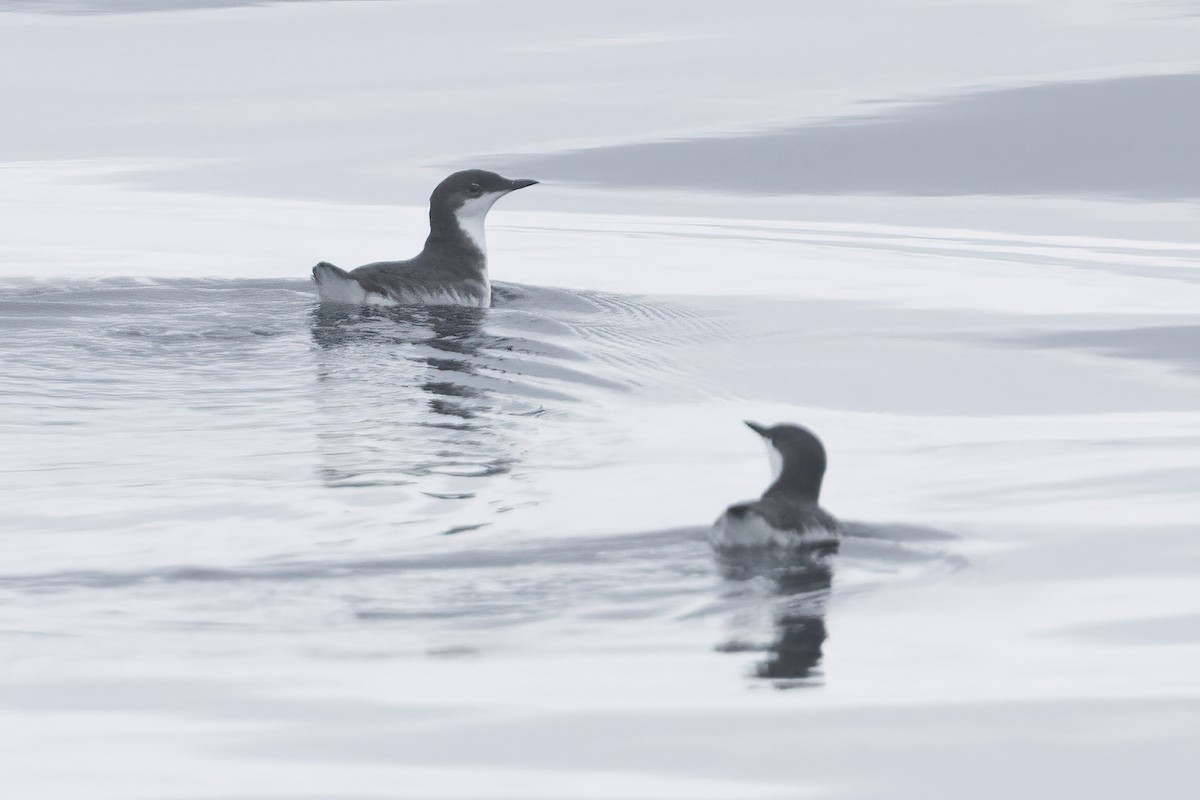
[314,265,394,306]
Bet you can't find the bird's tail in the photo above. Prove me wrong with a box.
[312,261,352,285]
[312,262,366,304]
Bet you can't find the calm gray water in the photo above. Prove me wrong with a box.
[3,272,1198,798]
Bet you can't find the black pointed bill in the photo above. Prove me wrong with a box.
[507,178,539,191]
[744,420,769,437]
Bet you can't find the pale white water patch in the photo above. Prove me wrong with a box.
[5,162,1200,317]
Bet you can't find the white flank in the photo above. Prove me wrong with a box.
[710,511,837,548]
[314,269,490,308]
[402,285,489,308]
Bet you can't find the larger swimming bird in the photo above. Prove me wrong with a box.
[711,421,839,547]
[312,169,538,308]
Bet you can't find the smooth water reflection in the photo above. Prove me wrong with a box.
[309,304,524,492]
[715,544,838,684]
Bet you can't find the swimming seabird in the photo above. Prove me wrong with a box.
[311,169,538,308]
[710,421,839,547]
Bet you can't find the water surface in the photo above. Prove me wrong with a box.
[3,1,1200,797]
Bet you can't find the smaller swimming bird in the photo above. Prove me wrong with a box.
[312,169,538,308]
[711,421,839,547]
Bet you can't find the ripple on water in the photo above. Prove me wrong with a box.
[0,276,964,690]
[0,518,962,690]
[0,277,725,550]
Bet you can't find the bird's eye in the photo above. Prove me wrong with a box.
[468,183,482,195]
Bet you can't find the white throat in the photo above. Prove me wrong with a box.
[764,440,783,483]
[454,192,505,255]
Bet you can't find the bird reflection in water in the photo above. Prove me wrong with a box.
[409,305,492,423]
[308,304,525,495]
[715,540,838,686]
